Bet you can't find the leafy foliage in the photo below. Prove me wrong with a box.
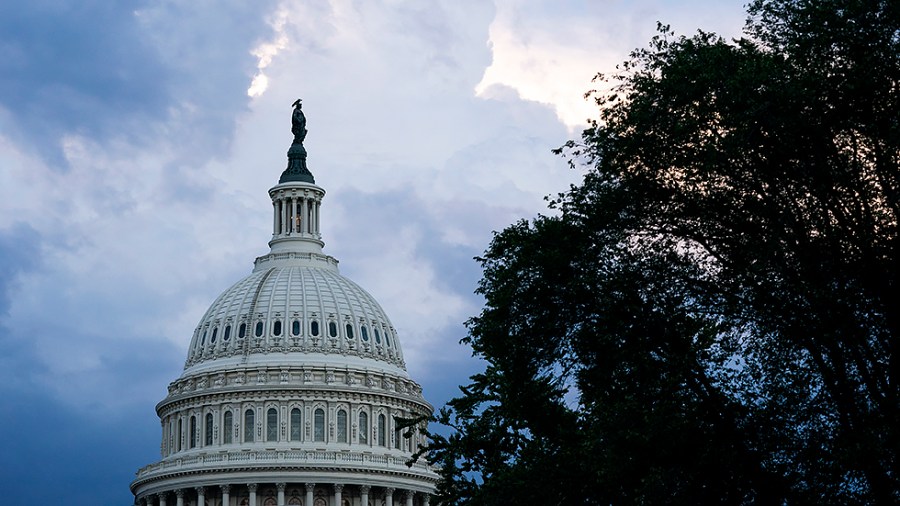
[420,1,900,504]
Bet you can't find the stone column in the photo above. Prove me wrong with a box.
[196,486,205,506]
[158,492,168,506]
[291,197,298,234]
[221,484,230,506]
[384,487,394,506]
[405,490,414,506]
[333,483,343,506]
[248,483,258,506]
[305,483,315,506]
[277,482,286,506]
[360,485,370,506]
[423,494,430,506]
[301,197,309,235]
[175,489,184,506]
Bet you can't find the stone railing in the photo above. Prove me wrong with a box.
[135,449,436,480]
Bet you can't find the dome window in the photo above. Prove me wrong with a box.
[374,328,382,344]
[200,330,207,346]
[314,408,325,442]
[377,414,386,447]
[211,327,218,344]
[386,331,392,347]
[358,411,369,444]
[310,320,320,336]
[266,408,278,442]
[189,416,197,448]
[244,409,255,442]
[337,409,348,443]
[255,321,264,337]
[273,320,282,336]
[290,408,301,441]
[238,323,247,339]
[205,413,213,446]
[345,324,354,339]
[328,321,338,338]
[292,320,301,336]
[361,326,369,342]
[223,325,231,341]
[223,411,233,444]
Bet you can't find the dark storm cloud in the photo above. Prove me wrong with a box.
[0,0,276,166]
[0,1,170,157]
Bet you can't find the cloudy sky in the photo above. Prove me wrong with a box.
[0,1,747,503]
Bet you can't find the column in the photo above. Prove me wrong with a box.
[277,482,286,506]
[158,492,168,506]
[314,200,320,236]
[273,201,279,235]
[221,485,230,506]
[423,494,430,506]
[405,490,414,506]
[333,484,343,506]
[301,197,309,235]
[196,486,205,506]
[305,483,315,506]
[175,489,184,506]
[248,483,258,506]
[282,197,289,235]
[360,485,370,506]
[291,197,298,234]
[384,487,394,506]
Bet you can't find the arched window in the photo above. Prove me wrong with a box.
[386,330,392,347]
[374,328,382,344]
[211,327,218,343]
[377,414,386,447]
[290,408,301,441]
[345,324,354,339]
[310,320,319,336]
[224,325,232,341]
[328,321,338,338]
[395,423,402,450]
[292,320,301,336]
[314,408,325,442]
[255,321,264,337]
[205,413,213,446]
[361,326,369,342]
[358,411,369,444]
[244,409,255,442]
[337,409,348,443]
[238,323,247,338]
[273,320,282,336]
[267,408,278,442]
[189,415,197,448]
[177,418,183,451]
[223,411,233,444]
[200,330,207,346]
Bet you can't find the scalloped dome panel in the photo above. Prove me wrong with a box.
[184,264,406,371]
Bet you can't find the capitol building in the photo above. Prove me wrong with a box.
[131,103,439,506]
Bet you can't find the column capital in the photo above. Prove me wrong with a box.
[305,483,316,492]
[384,487,395,497]
[276,482,286,492]
[175,489,185,498]
[195,486,205,494]
[360,485,371,494]
[333,483,343,493]
[248,483,258,493]
[220,484,230,494]
[157,492,168,500]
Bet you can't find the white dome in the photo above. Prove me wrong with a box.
[184,259,406,376]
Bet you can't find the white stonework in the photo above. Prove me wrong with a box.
[132,174,438,505]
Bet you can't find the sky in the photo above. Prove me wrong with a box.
[0,1,747,504]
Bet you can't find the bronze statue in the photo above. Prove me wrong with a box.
[291,99,307,144]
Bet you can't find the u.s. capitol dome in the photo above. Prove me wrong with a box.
[131,102,438,506]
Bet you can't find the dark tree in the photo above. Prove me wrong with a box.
[420,1,900,504]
